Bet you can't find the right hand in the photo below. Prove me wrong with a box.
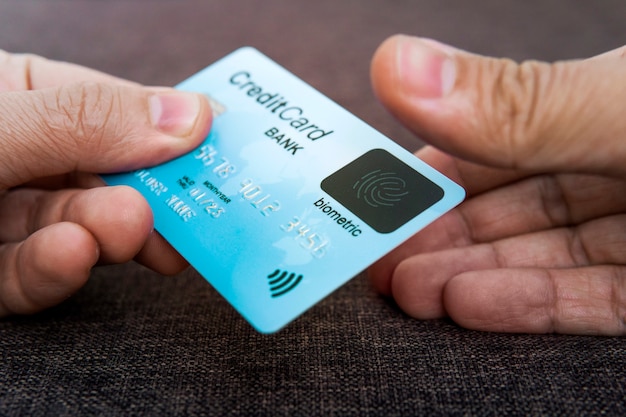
[0,50,212,316]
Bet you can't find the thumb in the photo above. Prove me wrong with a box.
[0,82,212,188]
[371,35,626,176]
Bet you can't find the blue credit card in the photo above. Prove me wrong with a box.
[104,47,465,333]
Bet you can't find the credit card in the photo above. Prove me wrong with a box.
[104,47,465,333]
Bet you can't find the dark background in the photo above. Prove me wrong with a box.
[1,1,625,415]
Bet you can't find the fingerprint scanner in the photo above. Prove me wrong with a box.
[321,149,444,233]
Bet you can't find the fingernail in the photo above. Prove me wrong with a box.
[396,36,456,98]
[149,91,202,137]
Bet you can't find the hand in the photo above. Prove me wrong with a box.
[368,35,626,335]
[0,51,212,316]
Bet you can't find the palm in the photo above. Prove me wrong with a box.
[369,146,626,335]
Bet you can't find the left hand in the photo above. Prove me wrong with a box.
[368,35,626,335]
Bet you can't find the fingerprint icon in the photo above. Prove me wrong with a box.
[353,169,409,208]
[321,148,444,233]
[267,269,303,297]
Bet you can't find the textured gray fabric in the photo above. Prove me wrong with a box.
[1,1,626,415]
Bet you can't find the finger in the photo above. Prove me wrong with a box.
[369,209,470,296]
[0,186,153,264]
[415,145,525,196]
[369,146,527,295]
[373,169,626,298]
[371,35,626,177]
[444,266,626,335]
[459,173,626,243]
[0,49,136,92]
[0,82,212,189]
[134,231,189,276]
[390,215,626,323]
[417,148,626,241]
[0,186,188,274]
[369,146,626,295]
[0,222,98,316]
[369,145,529,295]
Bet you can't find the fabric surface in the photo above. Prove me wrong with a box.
[1,1,625,415]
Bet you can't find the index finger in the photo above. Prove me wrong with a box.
[0,50,138,92]
[369,146,532,295]
[415,145,526,197]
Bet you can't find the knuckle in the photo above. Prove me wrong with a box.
[0,79,132,186]
[44,82,119,155]
[479,58,558,169]
[0,52,41,91]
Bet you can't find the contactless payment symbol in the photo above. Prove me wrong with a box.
[267,269,303,297]
[321,149,445,233]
